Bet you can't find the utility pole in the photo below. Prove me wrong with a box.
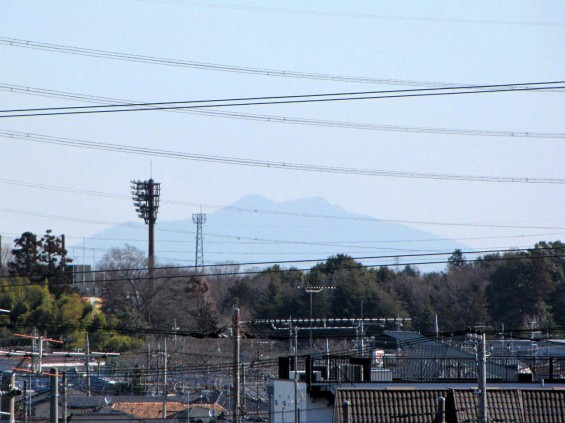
[62,371,68,423]
[22,380,27,423]
[162,338,168,420]
[192,212,206,270]
[1,371,16,423]
[232,308,240,423]
[86,332,91,397]
[299,285,335,353]
[477,332,488,423]
[294,328,299,423]
[357,301,364,357]
[131,179,161,285]
[49,368,58,423]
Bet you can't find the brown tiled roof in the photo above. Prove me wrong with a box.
[522,389,565,423]
[334,388,449,423]
[111,401,188,419]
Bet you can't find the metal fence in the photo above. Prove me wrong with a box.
[290,355,565,384]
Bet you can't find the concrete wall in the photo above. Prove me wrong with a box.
[269,379,332,423]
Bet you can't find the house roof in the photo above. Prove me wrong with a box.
[111,401,188,419]
[334,388,449,423]
[522,389,565,423]
[333,388,565,423]
[452,389,523,423]
[173,404,227,420]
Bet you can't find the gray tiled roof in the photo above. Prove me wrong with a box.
[333,388,565,423]
[334,388,448,423]
[452,389,523,423]
[522,390,565,423]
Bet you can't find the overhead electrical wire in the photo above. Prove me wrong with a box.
[2,181,563,246]
[142,0,565,27]
[1,130,563,185]
[3,80,560,112]
[40,252,565,284]
[3,247,543,278]
[2,205,562,261]
[2,83,562,139]
[0,37,469,86]
[0,82,563,118]
[3,247,564,287]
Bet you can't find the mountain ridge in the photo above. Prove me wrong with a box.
[74,195,467,272]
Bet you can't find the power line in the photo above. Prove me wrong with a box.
[0,37,473,86]
[3,81,560,113]
[2,83,562,139]
[1,176,563,243]
[1,201,563,267]
[2,130,564,184]
[1,82,563,118]
[1,203,564,259]
[3,247,564,286]
[143,0,565,27]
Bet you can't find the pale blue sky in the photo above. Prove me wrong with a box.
[1,0,563,266]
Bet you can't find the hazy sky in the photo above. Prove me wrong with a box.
[1,1,563,266]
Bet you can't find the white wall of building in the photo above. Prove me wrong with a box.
[269,379,333,423]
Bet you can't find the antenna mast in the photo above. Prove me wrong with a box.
[192,212,206,270]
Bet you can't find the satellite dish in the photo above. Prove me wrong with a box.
[104,396,113,405]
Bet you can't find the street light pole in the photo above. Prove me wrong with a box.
[300,286,335,353]
[309,291,313,352]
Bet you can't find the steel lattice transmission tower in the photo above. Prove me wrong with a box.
[192,212,206,269]
[131,179,161,279]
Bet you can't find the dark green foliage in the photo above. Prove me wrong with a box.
[219,241,565,334]
[447,249,467,271]
[223,278,258,311]
[0,278,137,351]
[8,230,73,296]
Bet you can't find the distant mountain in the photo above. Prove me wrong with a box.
[74,195,467,272]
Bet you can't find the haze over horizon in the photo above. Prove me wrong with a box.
[64,193,471,272]
[1,1,563,271]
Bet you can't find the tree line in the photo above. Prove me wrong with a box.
[218,242,565,333]
[1,230,564,351]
